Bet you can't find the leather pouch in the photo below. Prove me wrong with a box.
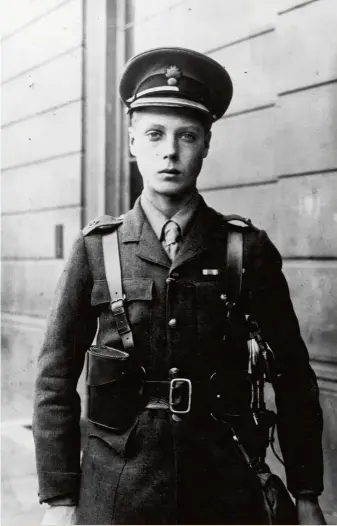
[86,345,145,431]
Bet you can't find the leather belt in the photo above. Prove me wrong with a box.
[144,379,208,414]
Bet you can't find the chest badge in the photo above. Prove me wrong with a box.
[202,269,220,276]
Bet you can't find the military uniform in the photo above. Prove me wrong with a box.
[33,47,324,525]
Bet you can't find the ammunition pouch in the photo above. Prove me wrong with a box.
[86,345,145,431]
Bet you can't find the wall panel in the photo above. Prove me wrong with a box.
[210,30,277,114]
[200,183,279,245]
[201,107,277,187]
[2,0,82,83]
[1,0,84,428]
[130,0,276,55]
[2,260,65,317]
[1,315,46,421]
[2,47,82,125]
[128,0,174,22]
[1,0,69,38]
[276,83,337,176]
[277,173,337,257]
[1,153,81,214]
[1,313,87,422]
[2,100,82,170]
[277,0,321,14]
[277,0,337,93]
[2,207,81,260]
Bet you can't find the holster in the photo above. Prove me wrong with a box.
[86,345,145,431]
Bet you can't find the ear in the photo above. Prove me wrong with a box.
[203,130,212,159]
[128,127,136,156]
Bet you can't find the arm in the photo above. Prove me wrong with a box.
[32,233,97,505]
[245,230,324,519]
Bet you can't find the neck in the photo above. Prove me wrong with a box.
[144,188,197,218]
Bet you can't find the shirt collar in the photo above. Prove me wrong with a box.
[140,190,201,241]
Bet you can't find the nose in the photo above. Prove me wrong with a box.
[163,134,178,160]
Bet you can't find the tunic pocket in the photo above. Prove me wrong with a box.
[122,278,155,351]
[90,278,155,356]
[76,420,139,525]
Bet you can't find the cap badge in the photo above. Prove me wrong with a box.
[165,65,182,86]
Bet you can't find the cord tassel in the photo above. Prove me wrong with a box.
[247,335,260,375]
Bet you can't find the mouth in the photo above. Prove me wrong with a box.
[159,168,181,175]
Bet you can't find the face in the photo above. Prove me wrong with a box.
[129,107,211,198]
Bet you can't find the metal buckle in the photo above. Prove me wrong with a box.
[110,298,131,335]
[169,378,192,414]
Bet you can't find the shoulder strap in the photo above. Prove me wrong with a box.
[102,230,124,302]
[223,213,258,304]
[226,230,243,304]
[82,214,124,236]
[102,231,135,353]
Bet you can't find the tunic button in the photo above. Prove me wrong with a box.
[169,367,179,377]
[168,318,177,329]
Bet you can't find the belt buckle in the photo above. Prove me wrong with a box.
[169,378,192,414]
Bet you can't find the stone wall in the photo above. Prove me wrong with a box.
[1,0,84,421]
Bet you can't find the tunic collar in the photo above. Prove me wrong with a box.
[140,190,201,241]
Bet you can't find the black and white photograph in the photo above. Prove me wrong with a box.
[1,0,337,524]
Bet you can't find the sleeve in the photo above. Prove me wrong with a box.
[32,232,98,504]
[246,229,324,497]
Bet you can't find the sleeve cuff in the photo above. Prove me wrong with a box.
[46,496,77,506]
[294,490,319,498]
[38,472,81,504]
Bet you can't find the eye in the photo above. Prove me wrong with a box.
[146,130,162,141]
[180,132,197,143]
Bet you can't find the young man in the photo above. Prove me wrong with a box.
[33,47,325,525]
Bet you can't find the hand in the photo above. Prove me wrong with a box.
[297,497,326,525]
[41,505,77,525]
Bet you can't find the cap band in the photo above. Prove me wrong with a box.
[129,96,212,116]
[136,85,180,98]
[127,85,180,103]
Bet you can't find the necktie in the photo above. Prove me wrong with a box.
[163,220,181,261]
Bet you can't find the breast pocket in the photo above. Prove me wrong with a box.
[90,278,155,354]
[122,278,155,350]
[195,280,227,346]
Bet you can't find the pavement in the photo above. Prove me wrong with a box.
[1,420,45,525]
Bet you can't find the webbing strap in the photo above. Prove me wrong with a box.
[102,231,135,352]
[226,230,243,304]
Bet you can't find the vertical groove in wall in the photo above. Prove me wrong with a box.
[80,0,86,228]
[116,0,127,215]
[105,0,116,216]
[82,0,108,221]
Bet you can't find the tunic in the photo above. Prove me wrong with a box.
[33,196,323,524]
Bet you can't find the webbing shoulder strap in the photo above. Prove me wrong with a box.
[226,230,243,304]
[102,231,123,301]
[102,231,135,352]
